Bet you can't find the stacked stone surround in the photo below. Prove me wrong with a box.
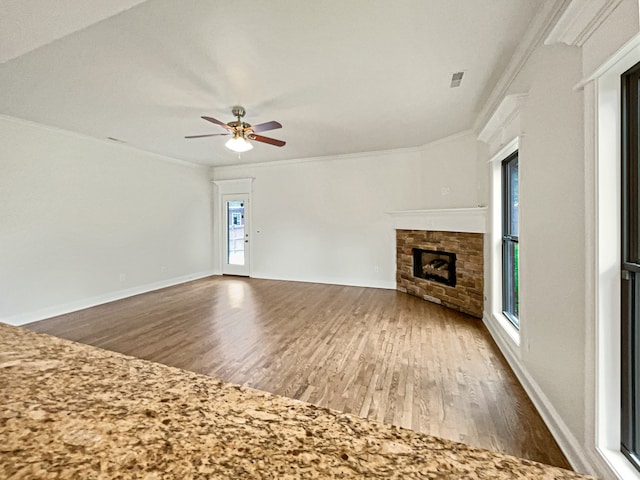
[396,229,484,318]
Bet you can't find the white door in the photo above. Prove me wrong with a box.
[222,194,250,276]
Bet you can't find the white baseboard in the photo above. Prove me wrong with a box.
[482,311,596,476]
[2,270,216,326]
[249,271,396,290]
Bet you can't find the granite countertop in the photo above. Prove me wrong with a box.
[0,322,595,479]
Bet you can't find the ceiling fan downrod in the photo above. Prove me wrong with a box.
[231,105,246,121]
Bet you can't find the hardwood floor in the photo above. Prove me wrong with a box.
[26,276,570,469]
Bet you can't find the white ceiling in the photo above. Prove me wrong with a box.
[0,0,544,166]
[0,0,148,63]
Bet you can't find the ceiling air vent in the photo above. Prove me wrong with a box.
[450,71,464,88]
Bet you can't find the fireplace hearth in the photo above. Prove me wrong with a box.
[413,248,456,287]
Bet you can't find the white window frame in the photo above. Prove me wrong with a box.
[479,94,527,362]
[584,32,640,480]
[489,138,521,351]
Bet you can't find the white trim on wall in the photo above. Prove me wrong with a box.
[479,97,527,367]
[1,270,216,326]
[482,310,594,473]
[386,207,487,233]
[480,92,526,355]
[482,122,592,473]
[1,114,215,325]
[478,95,528,148]
[479,90,598,472]
[473,0,570,134]
[545,0,624,47]
[0,114,207,170]
[486,138,521,356]
[576,27,640,91]
[212,130,474,173]
[250,272,396,291]
[212,178,254,277]
[583,31,640,480]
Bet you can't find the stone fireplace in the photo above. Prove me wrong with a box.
[388,208,486,318]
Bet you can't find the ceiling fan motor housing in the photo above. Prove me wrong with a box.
[227,120,251,132]
[231,106,246,118]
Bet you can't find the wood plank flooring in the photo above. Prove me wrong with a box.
[26,276,570,469]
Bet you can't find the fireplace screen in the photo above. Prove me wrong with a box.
[412,248,456,287]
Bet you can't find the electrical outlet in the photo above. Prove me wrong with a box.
[374,265,380,273]
[119,273,126,282]
[160,266,167,273]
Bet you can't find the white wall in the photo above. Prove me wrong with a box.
[517,43,586,440]
[483,41,588,467]
[482,40,589,470]
[0,116,214,325]
[479,1,640,475]
[212,131,484,288]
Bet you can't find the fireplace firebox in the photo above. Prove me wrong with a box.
[412,248,456,287]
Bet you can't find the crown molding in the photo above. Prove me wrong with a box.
[478,94,528,146]
[212,130,476,173]
[0,114,207,170]
[473,0,570,135]
[574,31,640,91]
[545,0,623,47]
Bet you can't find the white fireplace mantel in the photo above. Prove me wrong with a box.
[386,207,487,233]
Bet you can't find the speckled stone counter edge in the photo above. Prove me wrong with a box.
[0,322,596,479]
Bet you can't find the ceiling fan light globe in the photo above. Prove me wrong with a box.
[225,136,253,153]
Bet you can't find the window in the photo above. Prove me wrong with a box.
[502,151,519,328]
[622,61,640,472]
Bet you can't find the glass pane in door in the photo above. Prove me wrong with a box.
[227,201,245,265]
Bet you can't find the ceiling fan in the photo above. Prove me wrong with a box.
[185,106,286,153]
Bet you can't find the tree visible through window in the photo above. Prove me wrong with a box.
[502,151,519,328]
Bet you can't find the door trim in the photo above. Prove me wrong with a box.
[213,178,253,277]
[222,194,250,276]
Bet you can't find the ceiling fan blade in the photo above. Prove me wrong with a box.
[201,116,233,131]
[250,120,282,133]
[249,134,286,147]
[185,133,230,139]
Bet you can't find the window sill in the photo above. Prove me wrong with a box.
[495,311,521,346]
[599,447,640,480]
[484,310,521,361]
